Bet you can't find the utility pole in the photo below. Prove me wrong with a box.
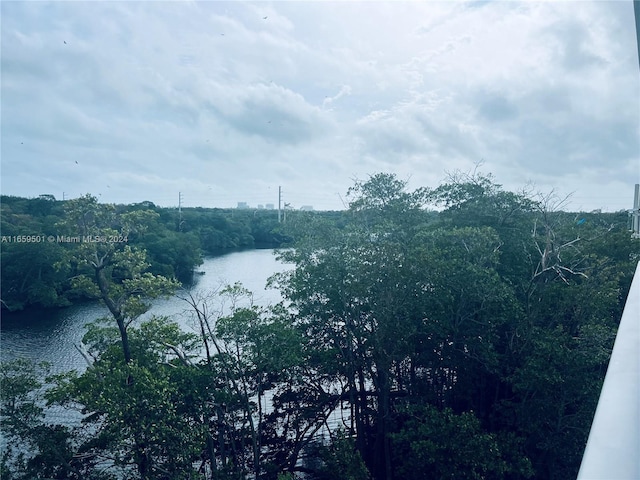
[631,184,640,238]
[278,186,282,223]
[178,192,184,231]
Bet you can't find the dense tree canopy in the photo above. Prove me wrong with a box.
[1,173,638,479]
[270,172,637,479]
[1,195,292,312]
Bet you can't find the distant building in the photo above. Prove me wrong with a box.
[237,202,249,209]
[300,205,314,211]
[265,203,275,210]
[257,204,264,209]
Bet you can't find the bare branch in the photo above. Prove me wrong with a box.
[74,343,94,367]
[161,341,193,367]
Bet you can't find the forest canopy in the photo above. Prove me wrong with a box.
[1,172,638,480]
[1,195,290,312]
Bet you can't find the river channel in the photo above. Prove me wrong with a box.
[1,247,349,456]
[0,248,292,374]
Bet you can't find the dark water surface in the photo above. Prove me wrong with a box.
[0,247,347,449]
[0,248,291,373]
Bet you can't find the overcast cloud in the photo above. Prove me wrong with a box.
[2,1,638,212]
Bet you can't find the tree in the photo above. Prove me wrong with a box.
[423,171,639,479]
[311,431,371,480]
[0,359,79,479]
[59,194,179,363]
[272,171,638,479]
[0,195,202,312]
[47,316,207,479]
[3,174,635,480]
[0,241,70,310]
[181,283,333,479]
[272,174,436,479]
[49,195,182,480]
[0,196,70,311]
[390,403,532,480]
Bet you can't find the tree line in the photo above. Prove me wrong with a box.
[0,195,293,312]
[1,172,638,479]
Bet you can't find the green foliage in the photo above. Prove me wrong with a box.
[44,316,206,478]
[1,193,306,312]
[391,404,533,480]
[274,172,638,479]
[0,194,201,312]
[313,432,371,480]
[1,228,71,311]
[0,358,49,436]
[2,173,637,480]
[0,359,79,479]
[276,473,296,480]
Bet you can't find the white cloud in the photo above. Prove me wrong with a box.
[1,1,638,212]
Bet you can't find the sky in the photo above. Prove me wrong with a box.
[1,1,639,212]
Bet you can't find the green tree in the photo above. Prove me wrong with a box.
[1,196,70,311]
[0,359,80,479]
[59,194,179,363]
[1,195,202,312]
[1,241,70,310]
[423,171,639,479]
[47,316,206,479]
[272,171,637,479]
[182,283,332,479]
[390,403,532,480]
[272,174,435,478]
[312,431,371,480]
[3,175,635,480]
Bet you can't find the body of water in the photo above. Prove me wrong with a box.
[0,248,291,373]
[0,247,347,457]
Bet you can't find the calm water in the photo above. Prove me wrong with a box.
[0,248,292,373]
[0,247,346,446]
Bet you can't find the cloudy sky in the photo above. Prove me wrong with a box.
[2,1,638,212]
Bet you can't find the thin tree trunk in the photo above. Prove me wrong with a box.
[95,266,132,363]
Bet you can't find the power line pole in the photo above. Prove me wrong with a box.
[278,186,282,223]
[632,184,640,238]
[179,192,184,231]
